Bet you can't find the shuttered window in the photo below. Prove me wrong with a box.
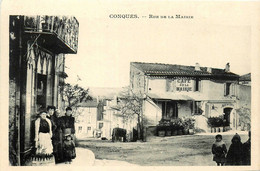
[224,83,231,96]
[194,78,201,92]
[166,79,174,92]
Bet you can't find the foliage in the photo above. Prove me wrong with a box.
[117,87,143,119]
[62,83,92,122]
[116,87,143,139]
[172,118,184,129]
[157,117,195,131]
[236,107,251,131]
[158,119,171,126]
[63,83,92,107]
[183,117,195,129]
[207,115,229,127]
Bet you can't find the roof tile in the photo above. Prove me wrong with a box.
[131,62,239,78]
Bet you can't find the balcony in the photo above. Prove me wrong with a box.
[24,15,79,54]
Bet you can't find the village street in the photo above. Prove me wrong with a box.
[76,131,249,166]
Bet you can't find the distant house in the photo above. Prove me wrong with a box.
[75,99,99,138]
[130,62,243,132]
[239,73,251,86]
[238,73,251,109]
[75,88,137,140]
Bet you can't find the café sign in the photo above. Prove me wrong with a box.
[176,78,193,92]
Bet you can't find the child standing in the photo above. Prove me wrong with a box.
[212,134,227,166]
[63,134,76,164]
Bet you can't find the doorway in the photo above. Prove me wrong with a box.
[162,101,178,120]
[223,108,232,126]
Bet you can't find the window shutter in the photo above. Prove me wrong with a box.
[224,83,226,96]
[169,80,173,92]
[172,80,176,92]
[193,79,196,92]
[166,79,170,92]
[205,104,209,118]
[199,80,201,92]
[190,101,193,115]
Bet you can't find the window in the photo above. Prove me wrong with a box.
[87,127,91,130]
[193,101,202,114]
[88,115,92,123]
[99,123,103,129]
[36,73,47,110]
[166,80,174,92]
[194,78,201,92]
[224,83,231,96]
[78,126,82,133]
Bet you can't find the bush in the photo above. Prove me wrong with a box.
[207,115,229,127]
[183,117,195,129]
[157,117,195,131]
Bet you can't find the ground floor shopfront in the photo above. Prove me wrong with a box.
[144,95,238,132]
[9,15,79,165]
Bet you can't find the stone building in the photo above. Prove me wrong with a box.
[9,15,79,165]
[97,96,138,140]
[130,62,244,132]
[74,99,99,138]
[74,88,138,141]
[239,73,251,86]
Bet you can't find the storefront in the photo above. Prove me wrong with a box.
[130,62,240,133]
[9,15,79,165]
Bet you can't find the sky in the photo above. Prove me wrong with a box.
[60,1,253,88]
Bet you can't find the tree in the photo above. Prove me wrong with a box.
[236,107,251,131]
[63,83,92,107]
[117,87,144,140]
[62,83,92,121]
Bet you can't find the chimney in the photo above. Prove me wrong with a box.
[225,63,230,72]
[195,63,200,71]
[207,67,212,73]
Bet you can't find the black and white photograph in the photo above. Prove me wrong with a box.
[1,0,260,169]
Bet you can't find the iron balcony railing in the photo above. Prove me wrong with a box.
[24,15,79,53]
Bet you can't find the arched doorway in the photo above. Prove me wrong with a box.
[223,108,233,127]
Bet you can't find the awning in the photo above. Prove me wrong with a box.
[146,92,194,101]
[146,92,235,101]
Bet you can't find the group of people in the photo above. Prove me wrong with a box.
[212,131,251,166]
[34,106,76,164]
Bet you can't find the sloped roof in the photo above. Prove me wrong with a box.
[239,73,251,81]
[77,98,98,107]
[88,87,123,100]
[131,62,239,78]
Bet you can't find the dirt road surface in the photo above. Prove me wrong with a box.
[77,133,248,166]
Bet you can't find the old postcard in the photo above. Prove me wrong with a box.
[1,0,260,170]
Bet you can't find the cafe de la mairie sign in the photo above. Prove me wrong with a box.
[176,78,193,92]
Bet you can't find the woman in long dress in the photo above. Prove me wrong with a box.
[34,111,53,155]
[59,107,76,162]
